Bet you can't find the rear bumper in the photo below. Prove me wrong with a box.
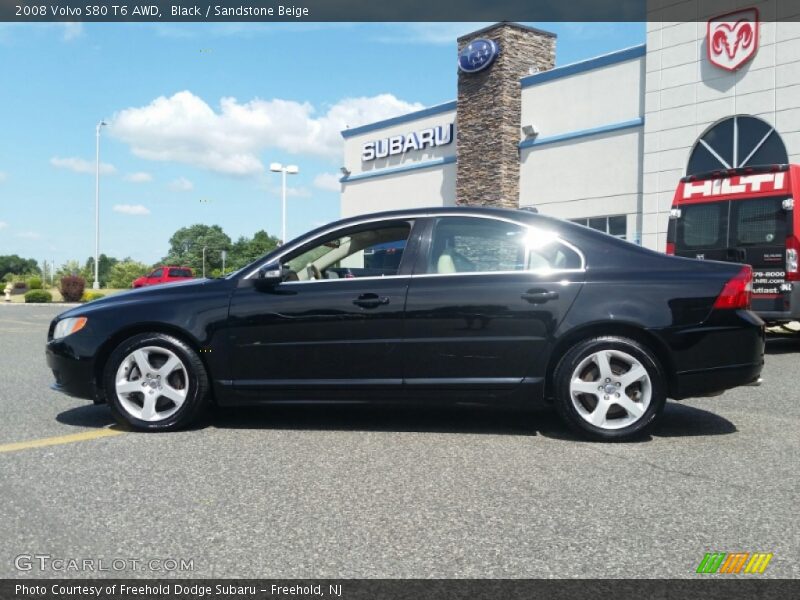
[757,309,800,323]
[756,283,800,323]
[663,309,765,400]
[671,361,763,400]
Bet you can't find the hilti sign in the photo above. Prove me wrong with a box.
[682,173,787,199]
[707,8,759,71]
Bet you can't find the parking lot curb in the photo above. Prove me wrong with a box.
[1,303,81,307]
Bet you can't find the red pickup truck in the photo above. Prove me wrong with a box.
[132,266,195,288]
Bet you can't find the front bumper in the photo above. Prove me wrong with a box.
[46,342,99,402]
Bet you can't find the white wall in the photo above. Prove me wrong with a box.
[643,0,800,250]
[341,105,457,218]
[341,162,457,219]
[520,55,645,136]
[519,53,645,241]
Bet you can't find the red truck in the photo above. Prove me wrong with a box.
[131,266,195,288]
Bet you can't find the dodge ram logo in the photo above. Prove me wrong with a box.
[707,8,759,71]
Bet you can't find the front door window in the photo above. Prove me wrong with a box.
[283,222,411,281]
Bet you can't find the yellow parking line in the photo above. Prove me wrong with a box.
[0,428,126,454]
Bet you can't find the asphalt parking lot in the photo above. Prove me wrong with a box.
[0,304,798,579]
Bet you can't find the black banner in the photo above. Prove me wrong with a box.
[1,580,797,600]
[3,0,800,23]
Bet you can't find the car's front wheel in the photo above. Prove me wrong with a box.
[553,336,666,441]
[103,333,210,431]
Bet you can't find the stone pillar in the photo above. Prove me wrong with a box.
[456,23,556,208]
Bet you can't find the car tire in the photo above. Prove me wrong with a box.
[103,332,210,432]
[553,336,666,442]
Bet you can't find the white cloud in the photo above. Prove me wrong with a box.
[61,22,83,41]
[270,185,311,199]
[109,90,423,176]
[113,204,151,216]
[124,171,153,183]
[169,177,194,191]
[313,172,341,192]
[17,231,42,240]
[0,22,84,44]
[0,221,8,230]
[51,156,116,175]
[0,171,7,182]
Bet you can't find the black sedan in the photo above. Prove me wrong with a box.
[46,207,765,441]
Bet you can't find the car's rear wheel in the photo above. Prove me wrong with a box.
[104,333,209,431]
[553,336,666,441]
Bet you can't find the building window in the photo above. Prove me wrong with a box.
[686,115,788,175]
[571,215,628,240]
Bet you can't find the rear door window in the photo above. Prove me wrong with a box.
[426,216,581,274]
[730,197,787,247]
[677,203,726,250]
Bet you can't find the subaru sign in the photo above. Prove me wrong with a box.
[458,39,500,73]
[362,124,453,162]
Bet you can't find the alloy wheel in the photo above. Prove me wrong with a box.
[114,346,189,422]
[569,349,652,430]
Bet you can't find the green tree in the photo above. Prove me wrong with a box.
[83,254,119,287]
[0,255,39,280]
[107,260,150,289]
[162,224,232,276]
[55,260,83,280]
[229,229,280,271]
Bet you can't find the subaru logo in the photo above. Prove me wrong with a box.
[458,38,500,74]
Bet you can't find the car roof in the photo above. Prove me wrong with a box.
[320,206,553,230]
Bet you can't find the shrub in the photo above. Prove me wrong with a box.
[60,276,86,302]
[24,290,52,303]
[108,260,150,289]
[82,291,105,302]
[27,277,42,290]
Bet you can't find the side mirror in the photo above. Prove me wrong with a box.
[258,262,284,284]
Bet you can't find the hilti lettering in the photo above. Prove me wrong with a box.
[683,173,786,199]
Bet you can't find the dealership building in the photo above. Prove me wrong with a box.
[340,4,800,250]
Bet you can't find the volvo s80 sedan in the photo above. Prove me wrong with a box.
[46,207,765,441]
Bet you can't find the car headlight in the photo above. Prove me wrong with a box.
[53,317,87,340]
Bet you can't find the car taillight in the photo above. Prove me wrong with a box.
[713,265,752,310]
[786,236,800,281]
[666,242,675,255]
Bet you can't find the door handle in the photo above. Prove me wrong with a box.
[353,293,390,309]
[726,247,747,262]
[521,290,559,304]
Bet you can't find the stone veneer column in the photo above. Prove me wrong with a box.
[456,23,556,208]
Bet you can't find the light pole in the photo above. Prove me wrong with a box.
[93,120,107,290]
[269,162,299,244]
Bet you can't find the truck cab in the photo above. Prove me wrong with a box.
[132,266,195,288]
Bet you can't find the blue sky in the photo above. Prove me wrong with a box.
[0,22,644,268]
